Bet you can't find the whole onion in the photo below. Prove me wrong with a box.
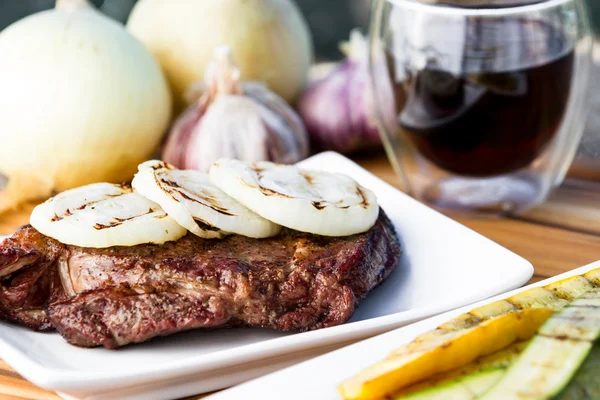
[298,30,382,154]
[127,0,313,109]
[0,0,172,210]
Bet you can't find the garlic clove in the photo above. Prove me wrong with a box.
[244,83,310,163]
[184,96,270,172]
[162,105,204,168]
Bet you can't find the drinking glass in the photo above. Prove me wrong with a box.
[369,0,593,216]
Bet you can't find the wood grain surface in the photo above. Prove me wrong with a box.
[0,155,599,400]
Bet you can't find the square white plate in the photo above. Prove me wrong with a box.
[0,152,533,400]
[206,261,600,400]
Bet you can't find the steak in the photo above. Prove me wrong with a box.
[0,209,400,349]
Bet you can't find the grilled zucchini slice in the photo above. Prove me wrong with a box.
[394,342,528,400]
[556,344,600,400]
[480,288,600,399]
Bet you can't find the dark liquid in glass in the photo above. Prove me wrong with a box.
[396,20,574,177]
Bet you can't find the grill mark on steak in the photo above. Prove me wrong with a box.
[0,209,400,349]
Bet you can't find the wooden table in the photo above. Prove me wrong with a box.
[1,155,600,400]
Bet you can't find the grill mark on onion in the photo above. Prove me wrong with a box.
[246,168,362,208]
[151,161,174,171]
[356,186,370,209]
[240,168,293,199]
[311,201,326,210]
[194,218,222,232]
[52,192,123,221]
[257,185,292,198]
[161,178,181,188]
[156,174,236,217]
[93,208,157,230]
[300,171,314,185]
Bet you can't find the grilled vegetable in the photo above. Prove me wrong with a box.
[209,159,379,236]
[480,288,600,399]
[584,268,600,285]
[338,308,554,400]
[30,183,186,248]
[507,287,568,311]
[399,370,503,400]
[132,160,281,239]
[400,369,503,400]
[339,270,600,400]
[546,276,596,301]
[395,342,528,400]
[556,344,600,400]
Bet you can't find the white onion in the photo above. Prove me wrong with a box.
[127,0,313,108]
[0,0,172,210]
[209,159,379,237]
[132,160,281,239]
[30,182,186,248]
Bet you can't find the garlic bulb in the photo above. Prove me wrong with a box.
[127,0,313,109]
[0,0,172,210]
[163,47,309,172]
[298,30,381,154]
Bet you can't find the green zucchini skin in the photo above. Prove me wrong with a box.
[480,289,600,400]
[397,368,505,400]
[553,344,600,400]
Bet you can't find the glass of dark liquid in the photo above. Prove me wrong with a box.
[369,0,593,216]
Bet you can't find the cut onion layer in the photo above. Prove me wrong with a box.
[132,160,281,239]
[209,159,379,236]
[30,183,186,248]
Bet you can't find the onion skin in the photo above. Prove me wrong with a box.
[298,30,382,154]
[0,2,172,207]
[127,0,313,109]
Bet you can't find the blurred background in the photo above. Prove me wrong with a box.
[9,0,369,59]
[1,0,600,176]
[1,0,599,59]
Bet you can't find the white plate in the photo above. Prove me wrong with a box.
[206,261,600,400]
[0,152,533,400]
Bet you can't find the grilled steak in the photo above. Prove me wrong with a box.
[0,209,400,349]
